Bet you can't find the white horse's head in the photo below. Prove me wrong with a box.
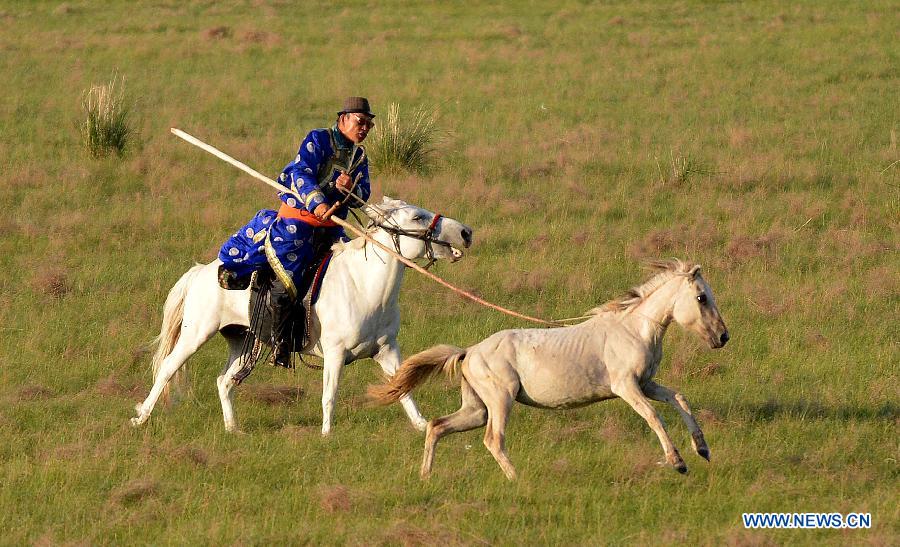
[368,196,474,262]
[671,265,730,348]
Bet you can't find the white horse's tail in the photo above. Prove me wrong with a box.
[150,264,204,404]
[368,344,466,405]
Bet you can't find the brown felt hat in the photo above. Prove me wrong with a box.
[338,96,375,118]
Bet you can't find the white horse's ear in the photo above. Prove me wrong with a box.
[381,195,406,208]
[689,265,702,278]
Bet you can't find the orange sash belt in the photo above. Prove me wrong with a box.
[277,202,338,228]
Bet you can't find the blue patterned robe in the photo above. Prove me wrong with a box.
[218,125,371,293]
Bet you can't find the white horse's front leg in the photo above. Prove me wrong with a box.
[320,348,345,436]
[374,344,427,431]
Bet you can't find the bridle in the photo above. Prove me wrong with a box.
[364,208,450,270]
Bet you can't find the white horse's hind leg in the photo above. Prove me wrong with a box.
[320,348,345,436]
[216,332,248,433]
[642,380,710,461]
[612,377,687,473]
[131,319,218,427]
[374,344,427,431]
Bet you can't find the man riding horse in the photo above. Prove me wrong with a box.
[217,97,376,367]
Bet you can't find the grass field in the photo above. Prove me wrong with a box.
[1,1,897,544]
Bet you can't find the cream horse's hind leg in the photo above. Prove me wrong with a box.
[642,380,710,461]
[612,377,687,473]
[465,356,519,481]
[374,344,428,432]
[421,377,487,479]
[131,316,219,427]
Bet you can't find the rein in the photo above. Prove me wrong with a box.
[170,128,582,328]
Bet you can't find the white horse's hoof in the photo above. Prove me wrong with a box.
[413,419,428,432]
[131,404,148,427]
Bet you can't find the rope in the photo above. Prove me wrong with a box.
[171,128,588,328]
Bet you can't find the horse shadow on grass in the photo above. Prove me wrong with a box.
[717,399,899,423]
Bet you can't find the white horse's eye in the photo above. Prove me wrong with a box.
[412,215,424,221]
[697,294,707,304]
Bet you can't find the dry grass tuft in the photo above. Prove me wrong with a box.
[53,3,75,15]
[31,268,71,298]
[110,478,158,506]
[550,457,571,474]
[501,267,553,294]
[546,420,592,443]
[726,233,781,263]
[18,384,55,401]
[864,265,898,297]
[318,484,352,513]
[696,408,722,427]
[203,26,231,40]
[655,149,715,185]
[174,446,209,466]
[95,375,143,398]
[240,30,276,45]
[806,332,830,349]
[369,103,440,176]
[597,415,626,442]
[80,74,131,158]
[242,384,304,405]
[728,126,753,148]
[382,521,461,547]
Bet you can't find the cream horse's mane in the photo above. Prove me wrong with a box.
[586,259,698,316]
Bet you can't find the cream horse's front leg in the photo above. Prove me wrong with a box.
[374,344,428,432]
[612,377,688,473]
[642,380,710,461]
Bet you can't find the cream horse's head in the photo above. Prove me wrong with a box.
[369,196,474,262]
[671,265,730,348]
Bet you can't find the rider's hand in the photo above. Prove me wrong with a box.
[335,172,352,193]
[313,203,330,219]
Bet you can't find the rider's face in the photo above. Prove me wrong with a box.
[338,113,374,144]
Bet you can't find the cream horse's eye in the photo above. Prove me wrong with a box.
[697,294,707,305]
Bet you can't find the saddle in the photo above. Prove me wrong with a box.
[247,253,332,358]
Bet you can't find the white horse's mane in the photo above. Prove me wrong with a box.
[329,198,408,256]
[586,259,698,315]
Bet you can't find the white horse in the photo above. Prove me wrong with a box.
[131,197,473,435]
[370,260,729,480]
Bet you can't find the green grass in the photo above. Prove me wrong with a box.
[1,0,897,544]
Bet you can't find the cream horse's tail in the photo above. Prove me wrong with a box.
[150,264,204,403]
[368,344,466,405]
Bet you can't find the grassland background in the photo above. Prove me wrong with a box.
[0,0,897,545]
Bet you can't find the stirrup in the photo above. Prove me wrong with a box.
[269,342,293,369]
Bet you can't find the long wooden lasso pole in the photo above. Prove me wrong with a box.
[171,128,569,327]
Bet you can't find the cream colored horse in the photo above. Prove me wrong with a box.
[370,260,729,480]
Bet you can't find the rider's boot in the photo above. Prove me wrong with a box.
[269,277,295,368]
